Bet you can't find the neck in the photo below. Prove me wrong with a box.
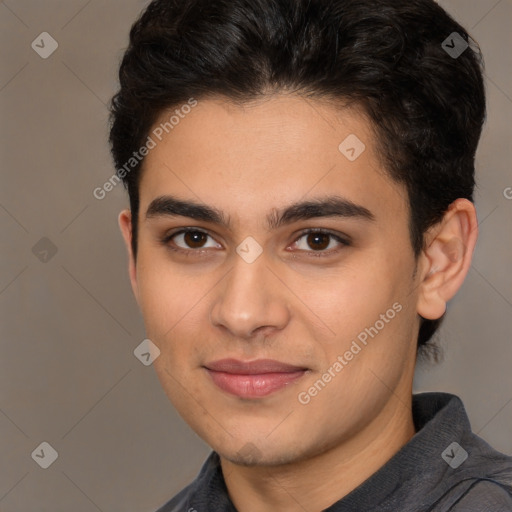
[220,392,416,512]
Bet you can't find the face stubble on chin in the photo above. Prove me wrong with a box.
[121,94,422,468]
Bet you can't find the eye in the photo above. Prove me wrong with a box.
[290,229,350,256]
[161,227,350,258]
[163,229,222,252]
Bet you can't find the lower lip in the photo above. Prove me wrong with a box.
[206,369,307,398]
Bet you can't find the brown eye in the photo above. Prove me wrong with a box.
[164,229,222,252]
[291,229,350,256]
[183,231,208,248]
[306,232,330,251]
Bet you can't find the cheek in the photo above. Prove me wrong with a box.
[307,262,414,378]
[293,261,401,340]
[135,252,216,371]
[136,252,191,340]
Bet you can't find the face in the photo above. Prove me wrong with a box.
[121,94,424,466]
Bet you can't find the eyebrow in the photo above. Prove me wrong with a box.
[145,194,375,229]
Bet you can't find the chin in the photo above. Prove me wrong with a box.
[215,436,311,468]
[224,450,296,467]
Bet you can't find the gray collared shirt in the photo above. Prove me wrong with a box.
[156,392,512,511]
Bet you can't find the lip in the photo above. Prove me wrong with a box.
[204,358,308,398]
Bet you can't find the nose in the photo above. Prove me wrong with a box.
[209,252,290,340]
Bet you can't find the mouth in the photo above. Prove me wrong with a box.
[203,358,309,398]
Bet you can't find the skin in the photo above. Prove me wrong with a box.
[119,93,478,512]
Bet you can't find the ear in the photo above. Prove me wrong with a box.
[118,209,140,304]
[416,198,478,320]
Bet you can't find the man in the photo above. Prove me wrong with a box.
[109,0,512,510]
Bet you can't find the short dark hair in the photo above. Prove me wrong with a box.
[109,0,486,351]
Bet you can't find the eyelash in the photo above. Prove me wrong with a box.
[160,228,351,258]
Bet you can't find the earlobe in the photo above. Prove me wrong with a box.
[118,209,140,303]
[416,199,478,321]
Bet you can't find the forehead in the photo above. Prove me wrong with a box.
[137,94,408,228]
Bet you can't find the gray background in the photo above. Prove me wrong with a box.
[0,0,511,511]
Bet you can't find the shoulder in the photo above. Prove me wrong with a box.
[449,479,512,511]
[154,482,195,512]
[153,451,224,512]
